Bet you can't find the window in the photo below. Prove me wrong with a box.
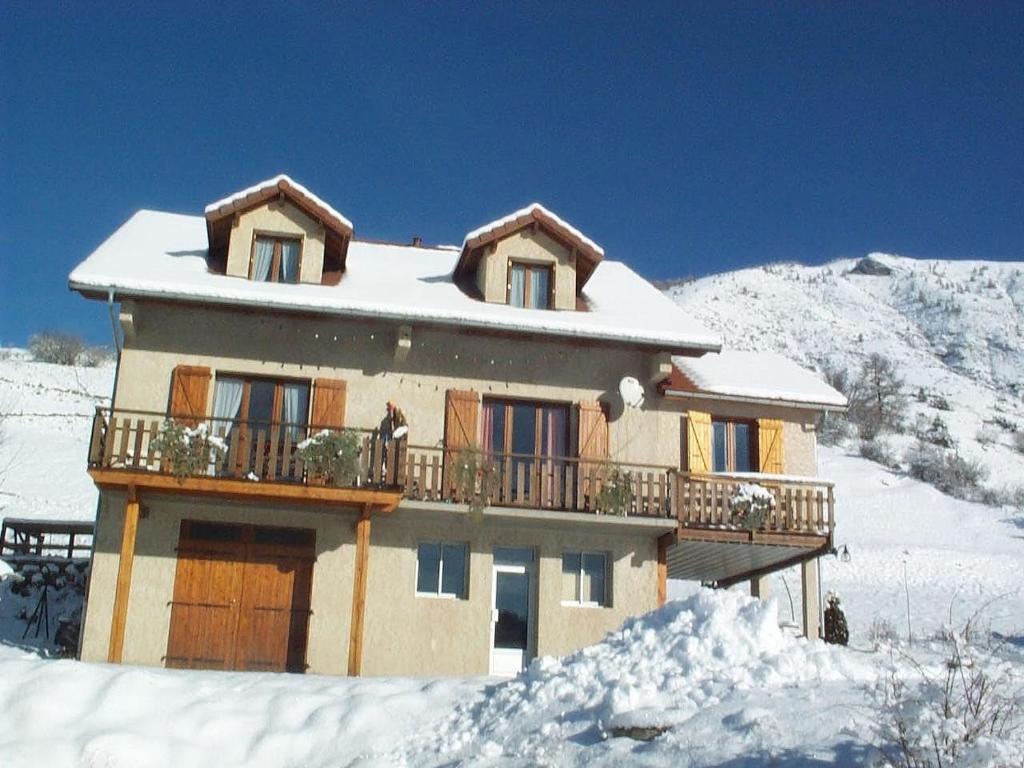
[250,235,301,284]
[561,551,608,606]
[481,398,570,503]
[211,375,311,476]
[508,262,553,309]
[416,542,468,598]
[710,419,756,472]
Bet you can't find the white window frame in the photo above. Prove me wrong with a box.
[560,550,609,608]
[415,541,468,600]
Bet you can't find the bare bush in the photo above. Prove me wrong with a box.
[848,354,908,439]
[906,442,987,502]
[28,332,84,365]
[860,437,900,470]
[913,414,954,449]
[77,345,114,367]
[870,616,1024,767]
[26,332,110,367]
[868,618,900,650]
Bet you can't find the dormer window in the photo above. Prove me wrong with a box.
[250,235,301,283]
[454,203,605,311]
[205,175,353,286]
[508,261,552,309]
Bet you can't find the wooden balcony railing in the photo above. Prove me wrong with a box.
[676,472,834,537]
[86,408,834,537]
[88,407,403,488]
[400,446,675,517]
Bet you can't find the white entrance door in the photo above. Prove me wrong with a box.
[490,548,534,677]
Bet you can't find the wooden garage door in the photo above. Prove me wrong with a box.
[165,521,315,673]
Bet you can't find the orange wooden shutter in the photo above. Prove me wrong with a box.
[444,389,480,451]
[757,418,784,474]
[686,411,711,473]
[577,401,609,463]
[443,389,480,493]
[168,365,211,425]
[311,379,347,429]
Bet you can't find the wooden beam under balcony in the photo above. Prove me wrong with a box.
[89,469,403,512]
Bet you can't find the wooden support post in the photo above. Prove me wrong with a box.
[656,532,673,607]
[347,505,372,676]
[801,558,820,641]
[108,486,140,663]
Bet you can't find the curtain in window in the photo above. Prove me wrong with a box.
[211,378,244,433]
[281,383,306,439]
[509,265,526,307]
[209,378,243,475]
[252,239,275,282]
[280,241,300,283]
[529,267,549,309]
[481,401,497,456]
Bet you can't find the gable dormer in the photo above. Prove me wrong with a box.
[453,204,604,311]
[205,175,353,286]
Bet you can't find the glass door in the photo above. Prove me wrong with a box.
[490,548,534,676]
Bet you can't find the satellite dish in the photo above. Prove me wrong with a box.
[618,376,645,409]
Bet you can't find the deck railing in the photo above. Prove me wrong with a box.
[401,446,676,517]
[0,518,94,561]
[675,472,834,536]
[88,407,403,488]
[87,408,834,536]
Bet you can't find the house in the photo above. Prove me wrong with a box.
[68,175,846,677]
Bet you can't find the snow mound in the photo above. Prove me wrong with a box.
[397,589,863,763]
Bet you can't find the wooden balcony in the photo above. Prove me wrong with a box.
[86,408,405,510]
[85,408,835,543]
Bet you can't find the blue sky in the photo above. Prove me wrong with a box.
[2,2,1021,345]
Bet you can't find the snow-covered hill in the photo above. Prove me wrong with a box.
[0,350,112,523]
[666,253,1024,495]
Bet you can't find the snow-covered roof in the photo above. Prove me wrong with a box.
[668,351,848,409]
[204,174,354,233]
[69,210,721,351]
[461,203,604,257]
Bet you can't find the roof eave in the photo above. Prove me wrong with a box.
[67,278,722,354]
[662,387,848,413]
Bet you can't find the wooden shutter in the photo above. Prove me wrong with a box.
[685,411,711,473]
[443,390,480,494]
[169,365,211,426]
[577,401,609,463]
[311,379,347,429]
[444,389,480,451]
[757,418,785,474]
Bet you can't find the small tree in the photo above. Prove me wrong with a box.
[848,354,907,439]
[28,332,84,366]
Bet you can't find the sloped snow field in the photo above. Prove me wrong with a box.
[2,249,1023,768]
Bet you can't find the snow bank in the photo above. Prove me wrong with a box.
[396,589,867,764]
[0,643,477,768]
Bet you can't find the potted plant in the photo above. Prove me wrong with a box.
[450,446,499,516]
[295,428,362,487]
[595,464,634,516]
[728,483,775,531]
[151,421,227,482]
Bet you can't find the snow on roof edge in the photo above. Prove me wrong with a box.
[203,174,354,231]
[670,351,848,410]
[461,202,604,256]
[68,273,721,351]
